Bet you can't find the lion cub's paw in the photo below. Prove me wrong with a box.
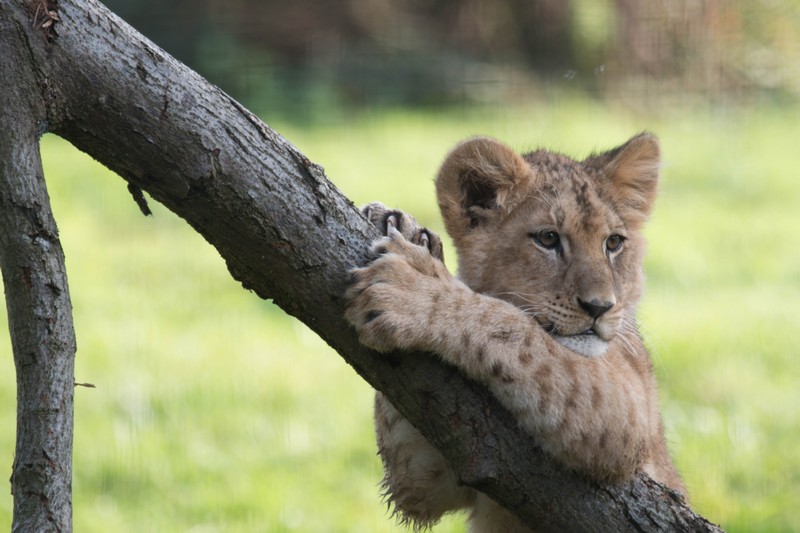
[346,204,451,353]
[361,202,444,263]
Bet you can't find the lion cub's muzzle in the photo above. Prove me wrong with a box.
[549,297,621,358]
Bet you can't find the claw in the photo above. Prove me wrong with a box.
[386,213,399,231]
[419,231,430,250]
[387,226,405,241]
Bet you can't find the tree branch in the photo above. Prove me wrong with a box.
[0,5,76,531]
[0,0,722,530]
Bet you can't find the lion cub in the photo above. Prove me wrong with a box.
[346,133,685,531]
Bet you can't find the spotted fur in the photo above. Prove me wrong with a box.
[346,133,685,531]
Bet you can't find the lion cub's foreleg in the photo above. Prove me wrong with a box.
[362,203,475,528]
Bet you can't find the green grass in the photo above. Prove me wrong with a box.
[1,98,799,531]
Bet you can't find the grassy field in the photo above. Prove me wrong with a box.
[1,97,798,531]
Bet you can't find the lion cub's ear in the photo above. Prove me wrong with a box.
[586,132,660,227]
[436,137,532,242]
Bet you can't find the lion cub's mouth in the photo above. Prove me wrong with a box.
[550,328,610,358]
[533,316,611,358]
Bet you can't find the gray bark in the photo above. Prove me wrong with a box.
[0,0,722,531]
[0,3,76,531]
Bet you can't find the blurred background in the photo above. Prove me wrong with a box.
[1,0,799,531]
[106,0,798,119]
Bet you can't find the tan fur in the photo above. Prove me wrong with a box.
[346,133,685,531]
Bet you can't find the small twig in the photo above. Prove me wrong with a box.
[127,182,153,216]
[74,382,96,389]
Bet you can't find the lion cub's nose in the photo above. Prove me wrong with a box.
[577,298,614,320]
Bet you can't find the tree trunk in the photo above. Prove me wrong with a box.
[0,0,722,530]
[0,4,76,531]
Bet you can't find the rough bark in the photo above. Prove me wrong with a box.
[0,0,722,530]
[0,3,76,531]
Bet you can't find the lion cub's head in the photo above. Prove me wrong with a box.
[436,133,660,357]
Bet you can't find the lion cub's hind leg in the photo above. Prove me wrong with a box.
[363,203,472,527]
[375,393,476,528]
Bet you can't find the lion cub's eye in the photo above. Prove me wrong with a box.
[529,230,561,250]
[605,234,625,253]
